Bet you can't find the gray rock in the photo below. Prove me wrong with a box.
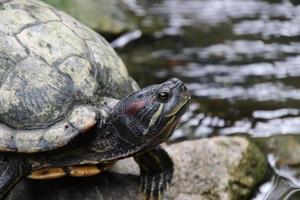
[6,136,267,200]
[164,137,267,200]
[41,0,136,34]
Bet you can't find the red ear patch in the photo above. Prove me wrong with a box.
[124,100,146,115]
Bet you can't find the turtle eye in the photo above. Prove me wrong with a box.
[157,92,170,102]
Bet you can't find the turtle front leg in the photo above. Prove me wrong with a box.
[134,146,173,200]
[0,156,31,200]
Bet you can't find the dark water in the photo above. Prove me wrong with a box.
[113,0,300,199]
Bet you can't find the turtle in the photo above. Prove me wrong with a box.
[0,0,191,199]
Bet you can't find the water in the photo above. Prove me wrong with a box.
[114,0,300,199]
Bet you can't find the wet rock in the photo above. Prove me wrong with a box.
[6,136,267,200]
[256,135,300,167]
[41,0,136,34]
[255,135,300,184]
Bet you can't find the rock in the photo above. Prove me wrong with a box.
[255,135,300,167]
[164,137,267,200]
[6,136,267,200]
[41,0,136,34]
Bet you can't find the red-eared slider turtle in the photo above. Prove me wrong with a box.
[0,0,190,199]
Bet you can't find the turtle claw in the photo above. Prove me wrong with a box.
[134,147,174,200]
[140,170,172,200]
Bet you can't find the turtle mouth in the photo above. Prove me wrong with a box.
[166,99,189,124]
[164,95,190,118]
[141,99,190,146]
[177,100,189,117]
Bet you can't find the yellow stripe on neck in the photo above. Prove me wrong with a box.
[143,104,164,135]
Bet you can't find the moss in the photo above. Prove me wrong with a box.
[41,0,136,34]
[229,140,268,200]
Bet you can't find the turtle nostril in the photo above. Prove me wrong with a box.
[181,85,187,92]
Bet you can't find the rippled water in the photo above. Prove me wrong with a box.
[115,0,300,199]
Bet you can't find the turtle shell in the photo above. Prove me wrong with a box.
[0,0,137,152]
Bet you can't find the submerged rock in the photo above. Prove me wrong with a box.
[6,136,267,200]
[41,0,136,34]
[255,135,300,186]
[256,135,300,167]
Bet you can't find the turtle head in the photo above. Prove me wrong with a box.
[114,78,190,146]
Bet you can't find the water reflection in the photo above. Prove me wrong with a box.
[253,175,300,200]
[234,19,300,38]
